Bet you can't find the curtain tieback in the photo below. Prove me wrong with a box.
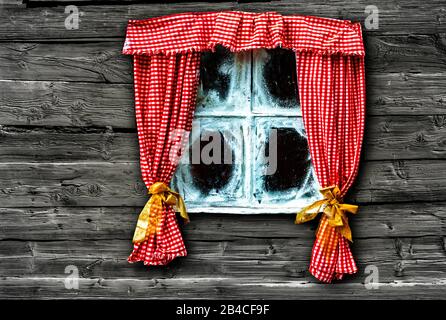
[132,182,189,244]
[295,185,358,242]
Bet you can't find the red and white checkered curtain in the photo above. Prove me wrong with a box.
[123,11,365,282]
[127,53,200,265]
[296,53,366,282]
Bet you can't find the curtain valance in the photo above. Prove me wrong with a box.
[123,11,365,56]
[122,11,366,283]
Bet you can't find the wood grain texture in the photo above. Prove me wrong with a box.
[1,237,446,282]
[0,160,445,207]
[0,0,24,7]
[2,277,446,299]
[1,34,446,82]
[1,1,446,40]
[1,115,446,162]
[0,0,445,299]
[0,42,133,83]
[1,203,445,241]
[1,73,445,130]
[0,81,135,128]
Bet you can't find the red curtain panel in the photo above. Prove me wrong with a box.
[122,11,366,282]
[296,53,366,282]
[127,53,201,265]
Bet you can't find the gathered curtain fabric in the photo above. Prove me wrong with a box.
[123,11,365,282]
[127,53,201,265]
[296,53,365,281]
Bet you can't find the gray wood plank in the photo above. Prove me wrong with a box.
[1,276,446,299]
[1,115,445,162]
[1,1,446,41]
[365,34,446,74]
[1,34,445,83]
[1,236,445,281]
[0,160,444,207]
[0,127,139,162]
[0,75,445,130]
[365,73,446,115]
[1,203,444,241]
[0,0,23,7]
[0,81,135,128]
[364,116,446,160]
[0,42,133,83]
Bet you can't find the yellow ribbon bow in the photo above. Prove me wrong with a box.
[132,182,189,244]
[295,185,358,242]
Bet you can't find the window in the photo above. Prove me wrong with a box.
[172,46,320,213]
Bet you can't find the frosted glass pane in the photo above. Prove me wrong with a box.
[253,117,320,208]
[195,45,251,116]
[252,49,301,115]
[171,48,320,213]
[172,117,246,208]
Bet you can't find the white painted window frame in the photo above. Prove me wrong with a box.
[172,49,321,214]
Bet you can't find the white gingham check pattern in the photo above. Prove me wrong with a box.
[296,52,365,282]
[123,11,365,282]
[127,53,200,266]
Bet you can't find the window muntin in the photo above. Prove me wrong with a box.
[172,46,320,213]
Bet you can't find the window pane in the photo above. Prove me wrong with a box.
[195,45,251,116]
[172,48,319,213]
[188,130,234,193]
[172,118,246,208]
[252,48,300,114]
[253,117,320,207]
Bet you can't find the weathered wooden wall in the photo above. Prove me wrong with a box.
[0,0,445,299]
